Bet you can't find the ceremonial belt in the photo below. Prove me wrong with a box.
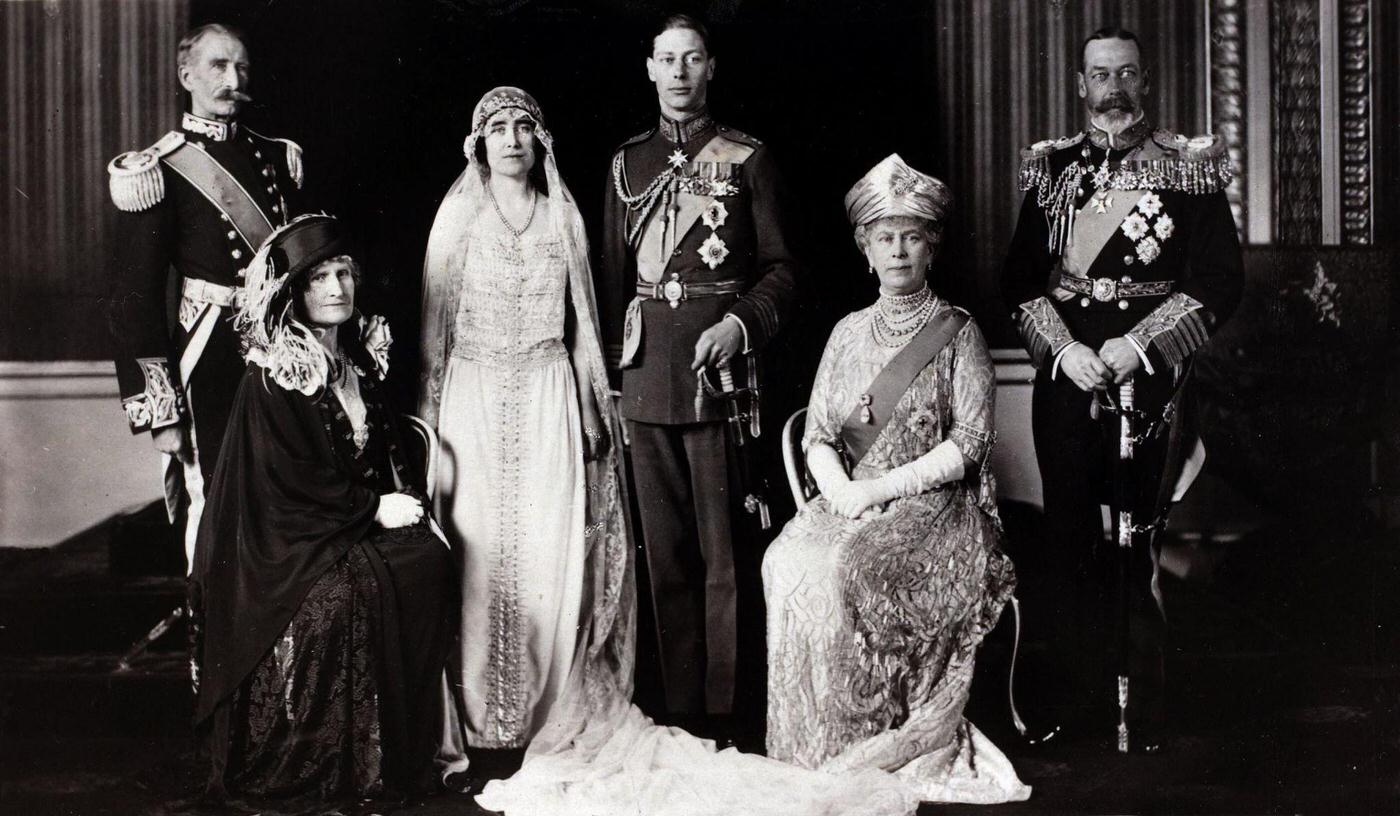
[635,277,746,309]
[162,144,275,251]
[182,278,245,308]
[840,310,968,468]
[1060,271,1173,303]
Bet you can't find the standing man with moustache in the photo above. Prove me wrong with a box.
[1002,27,1242,752]
[107,23,307,573]
[599,13,801,737]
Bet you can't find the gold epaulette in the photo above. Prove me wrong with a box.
[107,131,185,212]
[1017,133,1084,192]
[272,138,304,189]
[1117,130,1234,194]
[245,128,305,189]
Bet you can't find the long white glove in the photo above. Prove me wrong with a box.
[866,439,966,504]
[805,443,851,497]
[810,440,966,519]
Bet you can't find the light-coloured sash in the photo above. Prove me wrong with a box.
[1063,188,1145,277]
[635,137,755,282]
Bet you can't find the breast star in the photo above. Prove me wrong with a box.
[667,149,688,169]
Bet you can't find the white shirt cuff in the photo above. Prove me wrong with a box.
[1124,334,1156,375]
[724,313,751,354]
[1050,342,1080,380]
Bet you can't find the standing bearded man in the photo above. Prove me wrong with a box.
[108,23,306,570]
[1001,27,1242,752]
[599,13,800,733]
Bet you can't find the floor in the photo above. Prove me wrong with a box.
[1,496,1396,815]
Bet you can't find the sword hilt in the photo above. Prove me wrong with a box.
[1118,380,1136,459]
[1117,675,1131,753]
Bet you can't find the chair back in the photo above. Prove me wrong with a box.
[781,407,819,510]
[399,414,440,501]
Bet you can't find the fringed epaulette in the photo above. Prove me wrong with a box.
[1017,133,1085,192]
[1130,130,1233,194]
[245,128,306,190]
[716,125,762,147]
[107,131,185,212]
[279,139,305,189]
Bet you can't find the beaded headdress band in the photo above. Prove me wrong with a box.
[463,86,553,159]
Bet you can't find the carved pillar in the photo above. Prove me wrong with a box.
[1339,0,1373,244]
[1272,0,1322,245]
[1210,0,1247,232]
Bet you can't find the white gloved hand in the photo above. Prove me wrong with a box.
[375,493,424,529]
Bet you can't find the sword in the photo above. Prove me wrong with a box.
[1114,378,1137,754]
[697,361,771,530]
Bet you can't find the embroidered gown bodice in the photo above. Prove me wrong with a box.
[453,229,569,368]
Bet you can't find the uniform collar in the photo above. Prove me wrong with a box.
[182,112,237,142]
[1086,113,1151,152]
[658,108,714,146]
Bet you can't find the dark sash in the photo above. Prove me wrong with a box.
[163,144,275,251]
[840,310,968,467]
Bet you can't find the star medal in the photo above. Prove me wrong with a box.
[1091,159,1112,190]
[667,149,688,170]
[1091,190,1113,214]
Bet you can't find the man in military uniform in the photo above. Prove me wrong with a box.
[1001,27,1242,750]
[108,23,305,570]
[599,14,800,726]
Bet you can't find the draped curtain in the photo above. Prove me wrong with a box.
[1,0,187,360]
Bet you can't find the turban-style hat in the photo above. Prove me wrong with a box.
[843,153,953,229]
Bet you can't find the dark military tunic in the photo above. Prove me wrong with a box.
[1001,118,1243,736]
[107,112,305,559]
[599,109,800,716]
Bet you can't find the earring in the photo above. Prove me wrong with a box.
[869,265,876,275]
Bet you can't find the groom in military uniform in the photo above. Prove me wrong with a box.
[599,13,800,728]
[1002,27,1243,751]
[108,23,306,570]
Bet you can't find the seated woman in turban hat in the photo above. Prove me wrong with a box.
[191,214,456,810]
[762,154,1029,804]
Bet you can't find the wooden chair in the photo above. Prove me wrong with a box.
[780,407,818,510]
[399,413,440,501]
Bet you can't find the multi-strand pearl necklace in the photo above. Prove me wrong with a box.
[871,284,937,348]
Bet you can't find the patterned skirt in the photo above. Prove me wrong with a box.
[762,486,1028,803]
[215,526,454,812]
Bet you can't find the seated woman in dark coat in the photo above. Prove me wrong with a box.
[191,214,456,811]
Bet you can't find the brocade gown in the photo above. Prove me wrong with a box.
[762,301,1030,804]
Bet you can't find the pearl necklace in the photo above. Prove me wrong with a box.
[871,285,937,349]
[488,184,537,240]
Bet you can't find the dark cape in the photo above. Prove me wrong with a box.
[191,360,455,806]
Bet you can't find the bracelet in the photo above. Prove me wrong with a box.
[584,428,602,444]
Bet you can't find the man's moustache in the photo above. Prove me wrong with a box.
[1095,94,1134,113]
[216,89,253,103]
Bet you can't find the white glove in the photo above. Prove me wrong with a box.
[825,479,887,519]
[866,439,967,505]
[375,493,424,529]
[806,443,851,497]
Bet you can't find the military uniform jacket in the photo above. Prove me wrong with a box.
[108,113,305,433]
[1002,119,1243,374]
[600,111,800,424]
